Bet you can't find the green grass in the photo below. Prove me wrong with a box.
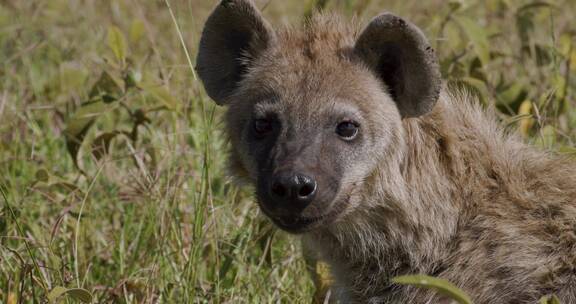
[0,0,574,303]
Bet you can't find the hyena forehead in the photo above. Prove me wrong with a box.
[238,20,393,121]
[242,68,392,123]
[270,14,360,66]
[241,14,370,98]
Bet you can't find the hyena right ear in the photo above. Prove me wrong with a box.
[196,0,276,105]
[355,13,441,118]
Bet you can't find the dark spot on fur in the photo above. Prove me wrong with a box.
[485,240,499,257]
[532,204,565,219]
[546,204,565,217]
[430,263,448,277]
[467,224,487,241]
[303,45,315,60]
[490,266,513,280]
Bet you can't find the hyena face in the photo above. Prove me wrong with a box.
[223,56,402,233]
[196,0,441,233]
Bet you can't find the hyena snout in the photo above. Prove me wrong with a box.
[268,171,318,210]
[257,164,339,233]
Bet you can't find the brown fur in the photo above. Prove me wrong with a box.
[305,90,576,302]
[196,2,576,303]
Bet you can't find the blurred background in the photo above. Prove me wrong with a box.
[1,0,575,303]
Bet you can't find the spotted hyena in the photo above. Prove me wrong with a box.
[195,1,576,303]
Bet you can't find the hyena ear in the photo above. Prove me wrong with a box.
[196,0,276,105]
[355,13,441,118]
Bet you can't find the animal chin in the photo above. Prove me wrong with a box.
[271,215,325,233]
[257,199,347,234]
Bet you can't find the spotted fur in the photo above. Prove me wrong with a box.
[196,2,576,302]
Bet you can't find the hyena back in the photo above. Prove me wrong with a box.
[195,1,576,303]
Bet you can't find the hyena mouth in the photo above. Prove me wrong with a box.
[271,214,325,233]
[263,204,346,234]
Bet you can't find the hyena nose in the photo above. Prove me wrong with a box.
[270,172,317,206]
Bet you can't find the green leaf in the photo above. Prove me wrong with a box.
[540,294,562,304]
[486,0,509,13]
[91,131,122,160]
[48,286,69,303]
[47,286,93,303]
[516,10,534,48]
[129,20,145,43]
[64,100,118,170]
[392,275,473,304]
[516,2,556,52]
[559,146,576,158]
[35,169,50,182]
[67,288,93,303]
[89,71,123,101]
[107,25,128,64]
[517,1,556,15]
[0,209,6,238]
[49,181,84,197]
[143,85,180,111]
[448,0,463,12]
[535,125,556,149]
[124,70,141,90]
[496,82,528,114]
[533,43,554,66]
[58,64,89,95]
[518,100,534,138]
[453,16,490,67]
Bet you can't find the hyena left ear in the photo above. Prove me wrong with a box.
[355,13,441,118]
[196,0,276,105]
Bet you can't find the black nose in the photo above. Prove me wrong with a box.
[269,172,317,206]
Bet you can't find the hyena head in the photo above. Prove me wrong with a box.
[196,0,441,233]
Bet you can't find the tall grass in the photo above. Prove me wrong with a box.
[0,0,574,303]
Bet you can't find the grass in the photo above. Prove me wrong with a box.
[0,0,574,303]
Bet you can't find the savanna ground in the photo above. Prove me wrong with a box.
[1,0,575,303]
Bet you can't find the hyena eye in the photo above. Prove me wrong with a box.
[336,121,359,140]
[253,119,273,136]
